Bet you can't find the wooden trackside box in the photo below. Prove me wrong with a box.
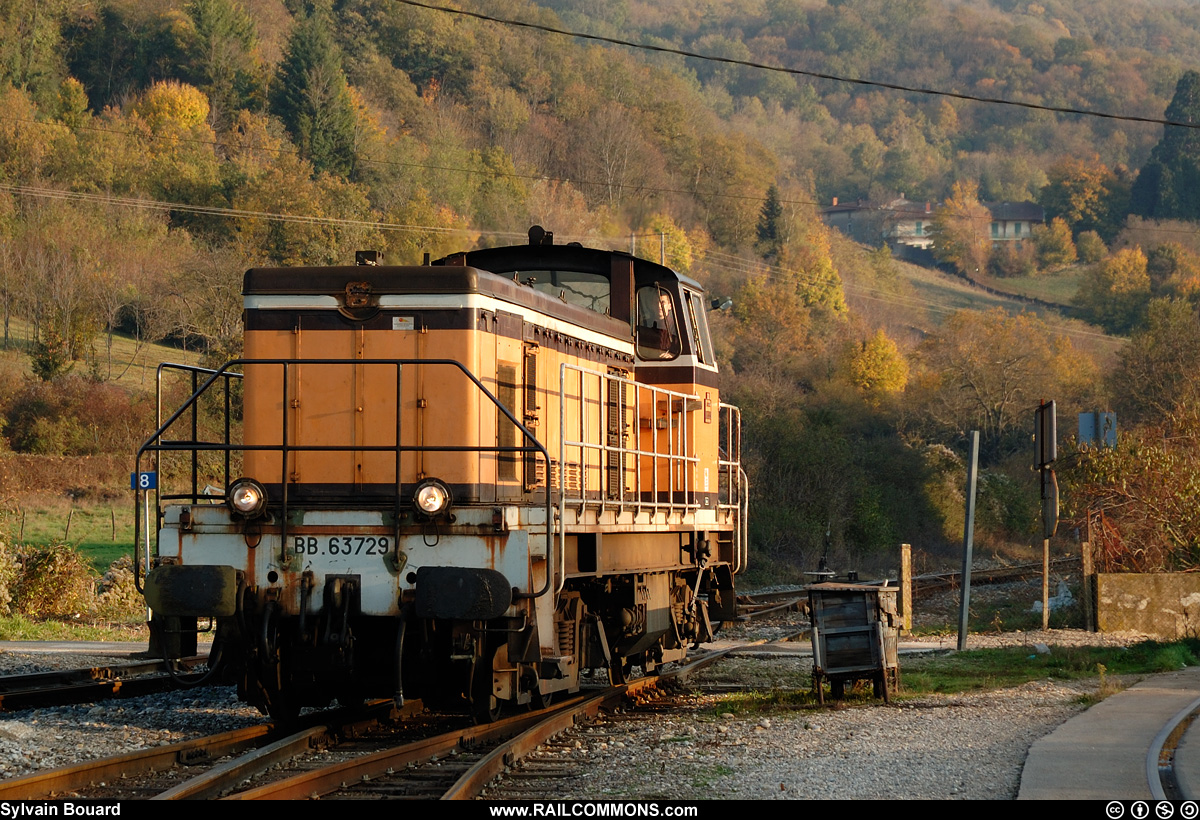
[808,582,900,703]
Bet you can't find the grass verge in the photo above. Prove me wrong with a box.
[0,614,146,642]
[901,641,1198,695]
[13,499,134,571]
[699,639,1200,716]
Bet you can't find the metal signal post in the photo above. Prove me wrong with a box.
[1035,400,1058,630]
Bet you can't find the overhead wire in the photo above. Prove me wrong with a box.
[0,1,1160,346]
[392,0,1198,131]
[0,181,1124,346]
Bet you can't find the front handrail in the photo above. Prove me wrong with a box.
[134,358,555,601]
[718,403,745,574]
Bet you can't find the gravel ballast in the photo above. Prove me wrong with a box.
[0,615,1157,797]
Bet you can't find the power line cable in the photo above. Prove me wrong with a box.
[0,183,527,239]
[393,0,1197,130]
[0,182,1119,347]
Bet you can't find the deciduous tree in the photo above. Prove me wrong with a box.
[929,180,991,276]
[909,309,1096,459]
[846,329,908,404]
[1075,248,1151,333]
[1040,156,1127,242]
[1107,298,1200,424]
[1076,230,1107,264]
[1033,217,1077,271]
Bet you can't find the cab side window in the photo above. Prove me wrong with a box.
[635,285,682,361]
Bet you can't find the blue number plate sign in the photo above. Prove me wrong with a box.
[131,472,157,490]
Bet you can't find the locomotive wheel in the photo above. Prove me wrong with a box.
[470,646,503,724]
[532,687,554,710]
[523,664,554,710]
[608,657,633,686]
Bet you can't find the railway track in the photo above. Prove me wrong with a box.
[0,656,210,712]
[912,557,1079,595]
[0,645,753,800]
[736,558,1081,604]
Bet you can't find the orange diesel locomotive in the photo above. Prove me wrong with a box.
[135,227,746,720]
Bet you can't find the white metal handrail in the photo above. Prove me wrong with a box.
[554,364,746,586]
[718,402,747,574]
[559,363,700,512]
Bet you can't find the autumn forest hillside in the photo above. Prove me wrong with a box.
[2,0,1200,584]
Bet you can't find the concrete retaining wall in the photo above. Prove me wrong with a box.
[1097,573,1200,638]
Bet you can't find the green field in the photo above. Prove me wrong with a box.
[3,323,204,572]
[11,499,135,571]
[976,267,1089,307]
[2,318,203,391]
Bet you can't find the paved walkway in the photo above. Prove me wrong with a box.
[1019,666,1200,800]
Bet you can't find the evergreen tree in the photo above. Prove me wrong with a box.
[756,184,783,257]
[182,0,266,129]
[1131,71,1200,220]
[269,10,356,177]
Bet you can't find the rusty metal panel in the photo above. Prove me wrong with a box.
[144,564,238,617]
[414,566,512,620]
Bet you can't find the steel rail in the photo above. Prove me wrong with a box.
[0,724,273,799]
[229,644,754,800]
[0,656,209,712]
[735,597,805,620]
[154,726,330,800]
[441,644,750,799]
[155,700,409,800]
[912,557,1079,594]
[225,700,582,800]
[446,646,751,799]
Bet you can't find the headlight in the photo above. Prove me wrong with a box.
[413,478,452,517]
[227,478,267,518]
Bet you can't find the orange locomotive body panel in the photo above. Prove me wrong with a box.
[243,328,485,499]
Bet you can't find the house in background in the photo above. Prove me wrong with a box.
[822,196,1045,267]
[985,201,1043,242]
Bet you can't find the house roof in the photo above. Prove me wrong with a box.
[985,201,1044,221]
[823,199,872,214]
[823,197,1044,222]
[822,198,933,217]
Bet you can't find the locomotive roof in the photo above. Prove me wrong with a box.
[433,241,705,293]
[244,235,705,294]
[246,262,622,329]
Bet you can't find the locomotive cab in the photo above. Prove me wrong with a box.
[136,228,746,721]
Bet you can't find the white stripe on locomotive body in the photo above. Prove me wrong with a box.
[244,292,719,374]
[245,292,633,356]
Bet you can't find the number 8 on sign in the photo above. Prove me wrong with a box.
[131,472,157,491]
